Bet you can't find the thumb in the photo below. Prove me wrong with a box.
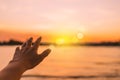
[38,49,51,62]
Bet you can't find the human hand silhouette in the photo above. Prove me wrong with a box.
[11,37,51,70]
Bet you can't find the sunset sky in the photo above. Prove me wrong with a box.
[0,0,120,43]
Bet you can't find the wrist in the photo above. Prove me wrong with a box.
[9,60,27,73]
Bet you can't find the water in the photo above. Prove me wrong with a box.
[0,46,120,80]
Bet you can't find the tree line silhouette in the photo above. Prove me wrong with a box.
[0,39,120,46]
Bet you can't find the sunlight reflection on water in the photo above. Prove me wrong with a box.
[0,46,120,80]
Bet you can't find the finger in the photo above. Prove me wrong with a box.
[21,42,26,48]
[15,47,20,53]
[21,37,33,53]
[32,37,41,51]
[26,37,33,48]
[21,37,32,49]
[14,47,20,57]
[37,49,51,62]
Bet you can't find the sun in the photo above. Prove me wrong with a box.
[56,38,66,45]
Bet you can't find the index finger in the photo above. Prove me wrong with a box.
[32,37,41,51]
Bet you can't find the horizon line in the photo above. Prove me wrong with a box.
[0,39,120,46]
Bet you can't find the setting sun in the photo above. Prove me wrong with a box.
[56,38,66,45]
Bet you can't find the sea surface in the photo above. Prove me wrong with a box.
[0,46,120,80]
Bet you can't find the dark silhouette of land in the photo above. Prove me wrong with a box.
[0,39,120,46]
[0,39,23,45]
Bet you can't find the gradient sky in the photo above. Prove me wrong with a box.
[0,0,120,42]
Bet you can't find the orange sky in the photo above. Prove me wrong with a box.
[0,0,120,43]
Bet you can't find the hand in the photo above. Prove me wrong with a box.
[11,37,51,70]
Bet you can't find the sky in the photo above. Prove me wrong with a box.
[0,0,120,43]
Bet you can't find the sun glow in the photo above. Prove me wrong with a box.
[56,38,66,45]
[55,32,84,45]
